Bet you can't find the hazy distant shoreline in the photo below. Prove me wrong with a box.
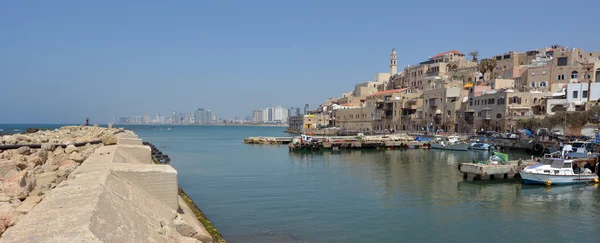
[116,123,288,128]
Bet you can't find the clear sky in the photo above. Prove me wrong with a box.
[1,0,599,123]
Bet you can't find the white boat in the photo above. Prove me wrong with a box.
[469,142,492,151]
[431,136,469,151]
[520,158,598,185]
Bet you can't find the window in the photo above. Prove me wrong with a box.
[557,75,566,80]
[447,110,451,116]
[557,57,568,66]
[496,56,502,60]
[469,88,473,94]
[571,71,578,79]
[504,54,511,59]
[540,82,547,87]
[478,111,482,117]
[469,98,473,106]
[484,99,487,105]
[583,90,588,98]
[496,113,502,119]
[533,98,538,104]
[490,98,495,104]
[573,91,578,98]
[531,82,536,87]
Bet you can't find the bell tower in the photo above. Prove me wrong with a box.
[390,48,397,75]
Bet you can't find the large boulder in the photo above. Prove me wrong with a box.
[40,143,56,152]
[53,146,64,155]
[56,160,78,183]
[0,204,16,236]
[69,152,84,163]
[101,133,117,145]
[1,171,36,200]
[81,147,94,160]
[0,161,19,180]
[14,147,30,156]
[64,145,77,154]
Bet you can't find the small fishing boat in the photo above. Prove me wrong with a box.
[520,159,599,185]
[519,147,599,185]
[431,136,469,151]
[469,142,492,151]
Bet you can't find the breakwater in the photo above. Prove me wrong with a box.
[0,126,218,242]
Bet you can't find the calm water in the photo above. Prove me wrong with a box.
[4,124,600,242]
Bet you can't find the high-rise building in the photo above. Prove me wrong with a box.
[194,109,205,124]
[288,107,298,117]
[267,107,274,122]
[172,112,178,124]
[206,110,213,124]
[273,106,288,122]
[296,107,301,116]
[143,114,151,124]
[179,112,186,124]
[262,108,269,122]
[304,104,310,114]
[252,110,264,122]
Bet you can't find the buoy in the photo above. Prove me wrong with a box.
[545,180,552,186]
[594,178,599,183]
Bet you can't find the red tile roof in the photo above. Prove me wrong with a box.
[433,50,464,58]
[368,88,408,97]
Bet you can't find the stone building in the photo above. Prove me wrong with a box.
[465,89,544,132]
[333,107,375,131]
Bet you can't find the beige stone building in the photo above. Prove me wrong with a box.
[333,106,375,131]
[420,79,462,132]
[465,89,544,132]
[386,50,476,90]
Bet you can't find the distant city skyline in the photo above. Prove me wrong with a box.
[2,1,600,123]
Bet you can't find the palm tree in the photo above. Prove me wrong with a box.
[478,59,489,81]
[468,50,479,62]
[550,44,561,49]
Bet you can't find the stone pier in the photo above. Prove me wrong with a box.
[1,131,213,243]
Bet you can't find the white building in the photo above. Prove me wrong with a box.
[566,83,600,104]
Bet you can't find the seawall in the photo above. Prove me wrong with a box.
[1,129,218,242]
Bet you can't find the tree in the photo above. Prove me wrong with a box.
[478,59,489,80]
[468,50,479,62]
[478,58,497,81]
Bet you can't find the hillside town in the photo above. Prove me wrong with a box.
[288,46,600,137]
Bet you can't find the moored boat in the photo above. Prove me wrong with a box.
[520,158,599,185]
[469,142,492,151]
[431,136,469,151]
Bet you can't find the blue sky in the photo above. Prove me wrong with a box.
[1,0,599,123]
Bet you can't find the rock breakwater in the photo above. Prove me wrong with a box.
[0,126,117,235]
[0,127,216,242]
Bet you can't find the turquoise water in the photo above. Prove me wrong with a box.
[4,124,600,242]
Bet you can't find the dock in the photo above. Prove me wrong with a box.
[459,160,538,181]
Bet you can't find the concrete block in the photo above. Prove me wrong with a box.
[113,145,152,164]
[117,138,143,145]
[111,164,179,210]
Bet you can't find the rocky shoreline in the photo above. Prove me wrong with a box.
[0,126,119,235]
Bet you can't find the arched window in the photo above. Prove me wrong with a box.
[571,71,578,79]
[540,81,547,87]
[533,98,538,104]
[469,98,473,106]
[496,113,502,119]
